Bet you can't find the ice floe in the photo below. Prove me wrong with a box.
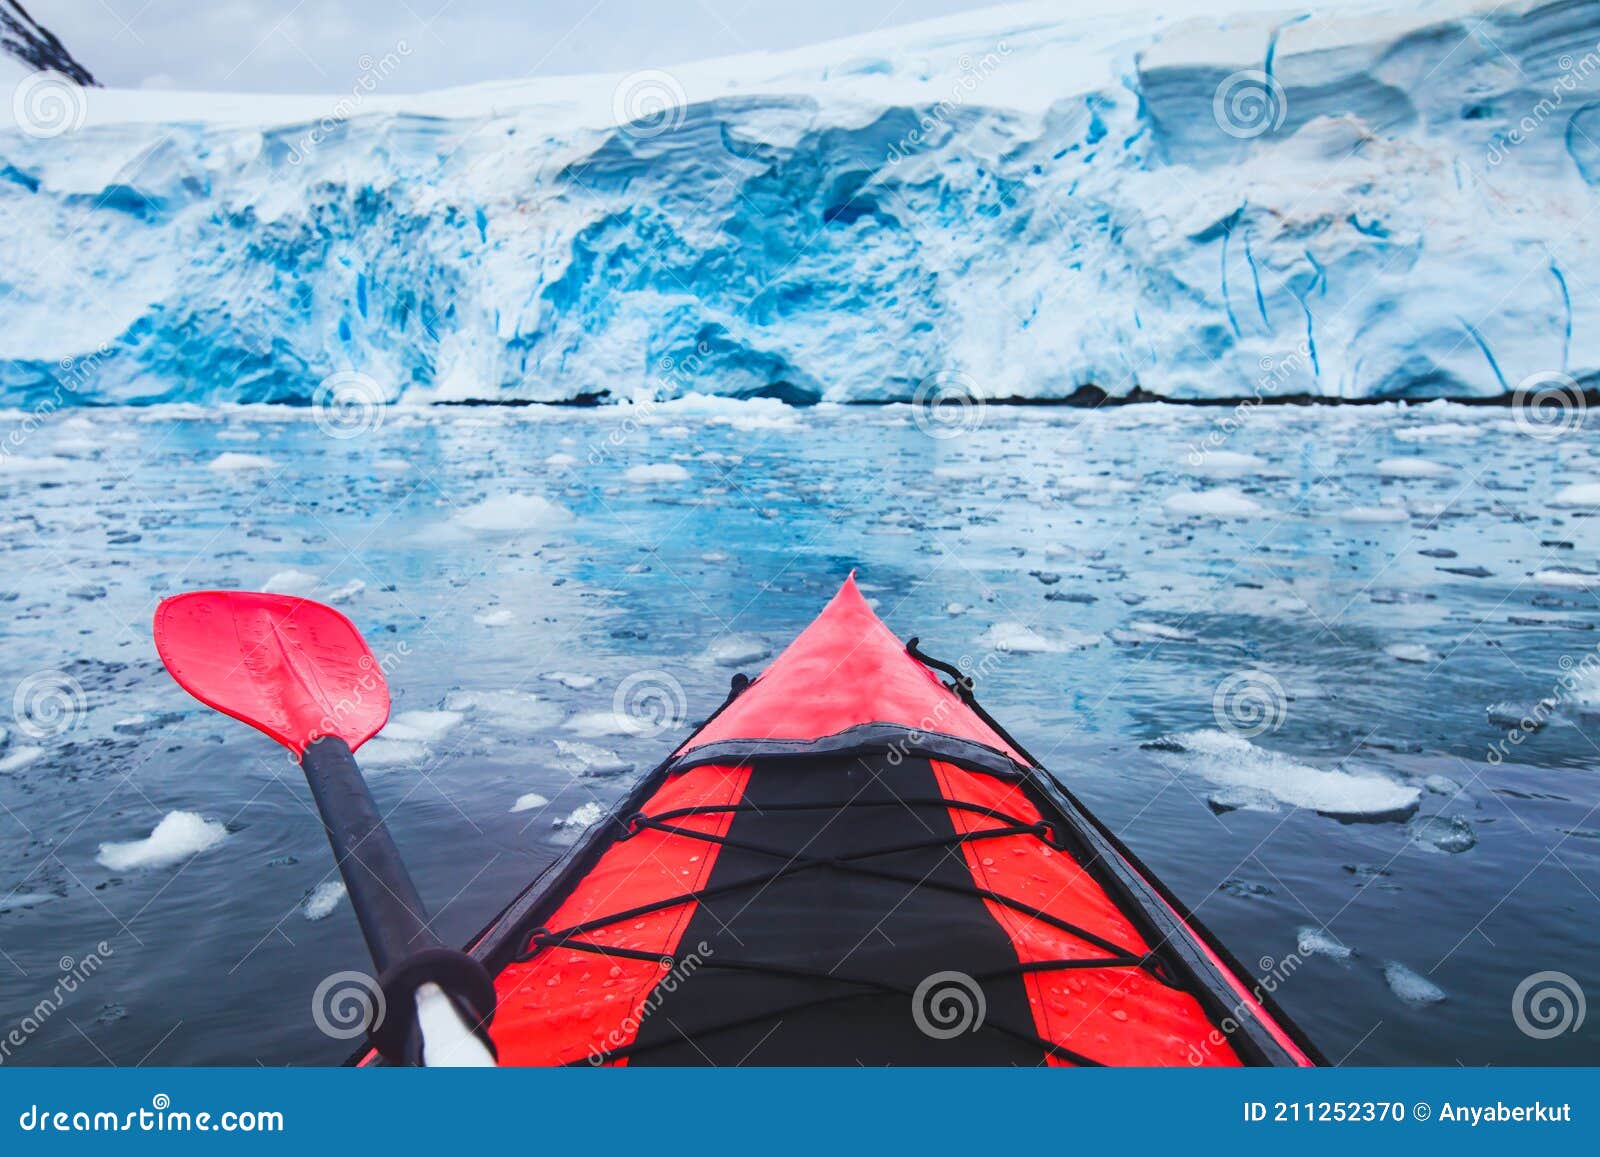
[97,811,228,871]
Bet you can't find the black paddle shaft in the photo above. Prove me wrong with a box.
[299,736,498,1063]
[300,736,439,969]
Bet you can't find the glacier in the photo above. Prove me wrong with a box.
[1,0,1598,407]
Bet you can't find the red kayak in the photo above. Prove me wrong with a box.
[428,577,1315,1066]
[156,577,1318,1066]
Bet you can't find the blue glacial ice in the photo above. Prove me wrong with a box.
[2,0,1599,406]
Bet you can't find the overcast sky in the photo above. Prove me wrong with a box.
[44,0,1007,92]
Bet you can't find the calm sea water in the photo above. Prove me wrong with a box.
[1,400,1596,1065]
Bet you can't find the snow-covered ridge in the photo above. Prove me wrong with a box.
[1,0,1596,406]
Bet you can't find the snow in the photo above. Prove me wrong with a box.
[454,493,573,533]
[261,569,319,595]
[302,880,347,921]
[1296,927,1354,960]
[1377,458,1451,478]
[1162,730,1421,818]
[96,811,228,871]
[206,453,276,472]
[3,0,1595,406]
[1551,482,1600,509]
[624,463,690,484]
[704,636,771,666]
[1384,961,1447,1004]
[1165,488,1265,519]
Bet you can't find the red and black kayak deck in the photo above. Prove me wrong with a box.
[366,577,1318,1066]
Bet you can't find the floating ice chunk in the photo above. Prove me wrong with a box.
[326,579,365,603]
[1189,450,1268,475]
[1551,482,1600,508]
[1394,423,1479,442]
[261,569,319,595]
[207,452,276,471]
[1164,488,1264,519]
[706,635,770,666]
[455,493,573,533]
[1385,643,1437,664]
[542,671,598,691]
[544,453,576,468]
[1486,701,1555,732]
[359,739,429,768]
[1056,473,1131,493]
[475,609,515,627]
[0,455,74,474]
[553,739,633,777]
[1339,505,1408,523]
[625,463,690,484]
[1218,878,1272,897]
[0,746,45,773]
[97,811,228,871]
[979,622,1101,654]
[1296,927,1354,960]
[510,792,550,814]
[1531,568,1600,589]
[112,712,183,735]
[1383,961,1446,1004]
[551,801,607,843]
[563,711,629,738]
[1409,814,1477,854]
[443,689,562,732]
[1377,457,1450,478]
[302,881,347,921]
[383,711,462,743]
[1162,730,1420,820]
[1125,621,1196,642]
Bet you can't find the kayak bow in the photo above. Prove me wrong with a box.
[403,575,1320,1067]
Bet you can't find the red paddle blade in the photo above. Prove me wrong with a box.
[153,591,390,754]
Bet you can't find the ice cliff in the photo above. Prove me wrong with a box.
[1,0,1597,406]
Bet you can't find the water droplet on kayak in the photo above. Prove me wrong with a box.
[546,975,561,987]
[609,965,622,978]
[981,857,994,866]
[1111,1009,1128,1022]
[633,921,646,930]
